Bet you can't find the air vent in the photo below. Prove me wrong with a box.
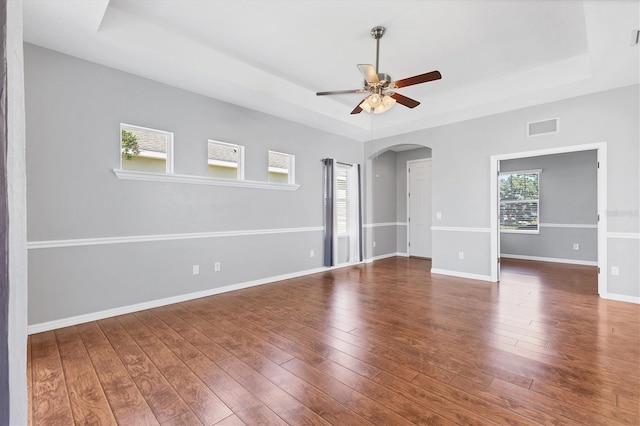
[527,118,558,137]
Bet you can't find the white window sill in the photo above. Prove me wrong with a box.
[112,169,300,191]
[500,229,540,235]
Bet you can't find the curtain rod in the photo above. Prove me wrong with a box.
[321,159,353,166]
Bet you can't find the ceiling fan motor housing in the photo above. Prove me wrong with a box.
[376,73,392,86]
[370,26,385,39]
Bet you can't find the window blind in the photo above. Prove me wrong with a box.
[336,165,350,236]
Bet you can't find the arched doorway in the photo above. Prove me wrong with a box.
[364,143,433,262]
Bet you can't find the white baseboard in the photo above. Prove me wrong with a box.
[27,264,356,334]
[601,292,640,304]
[430,268,495,282]
[501,253,597,266]
[364,252,409,263]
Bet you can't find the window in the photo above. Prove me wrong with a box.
[120,124,173,173]
[208,140,244,179]
[335,164,350,236]
[499,170,540,233]
[268,151,295,184]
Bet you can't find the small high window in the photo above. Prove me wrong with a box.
[120,124,173,173]
[208,140,244,179]
[268,151,295,184]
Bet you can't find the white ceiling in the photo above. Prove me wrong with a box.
[22,0,639,142]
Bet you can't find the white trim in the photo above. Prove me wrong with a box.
[27,262,361,334]
[540,223,598,229]
[364,252,409,263]
[431,226,491,233]
[27,226,324,250]
[607,232,640,239]
[490,142,607,296]
[601,293,640,305]
[269,150,295,185]
[501,254,598,266]
[500,229,540,235]
[363,222,407,228]
[120,123,174,174]
[430,268,494,282]
[113,168,300,190]
[499,168,543,175]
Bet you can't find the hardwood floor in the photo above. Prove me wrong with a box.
[28,257,640,425]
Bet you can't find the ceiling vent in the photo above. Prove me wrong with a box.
[527,118,558,137]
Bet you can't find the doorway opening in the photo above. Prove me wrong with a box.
[407,158,432,259]
[490,142,607,296]
[366,144,432,263]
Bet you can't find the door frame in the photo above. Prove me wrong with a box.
[489,142,607,296]
[406,158,432,257]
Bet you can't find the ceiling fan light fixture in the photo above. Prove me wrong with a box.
[360,93,396,114]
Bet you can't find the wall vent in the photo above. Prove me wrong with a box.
[527,118,558,137]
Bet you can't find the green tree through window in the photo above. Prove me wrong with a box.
[499,172,539,231]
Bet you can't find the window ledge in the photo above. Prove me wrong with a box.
[112,169,300,191]
[500,229,540,235]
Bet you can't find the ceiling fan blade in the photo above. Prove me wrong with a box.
[393,70,442,88]
[390,92,420,109]
[316,89,365,96]
[357,64,379,84]
[350,101,364,114]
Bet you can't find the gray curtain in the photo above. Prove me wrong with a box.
[357,163,363,262]
[322,158,334,267]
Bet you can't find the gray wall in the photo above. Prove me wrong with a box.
[369,150,397,257]
[365,84,639,298]
[500,150,597,263]
[25,44,363,326]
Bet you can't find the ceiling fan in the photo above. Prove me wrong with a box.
[316,26,442,114]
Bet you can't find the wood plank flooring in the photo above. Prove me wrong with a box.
[28,258,640,425]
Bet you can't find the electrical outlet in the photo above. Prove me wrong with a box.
[436,212,442,220]
[573,243,579,250]
[611,266,620,276]
[459,252,464,260]
[214,262,221,272]
[373,241,377,248]
[310,250,315,258]
[192,265,200,275]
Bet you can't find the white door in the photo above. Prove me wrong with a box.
[408,159,432,258]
